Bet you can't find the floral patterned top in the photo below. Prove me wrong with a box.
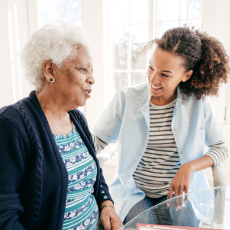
[53,124,99,230]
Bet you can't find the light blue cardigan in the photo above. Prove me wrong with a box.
[93,82,224,223]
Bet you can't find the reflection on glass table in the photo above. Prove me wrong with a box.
[121,186,230,230]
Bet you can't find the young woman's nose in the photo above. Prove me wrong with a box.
[149,72,161,85]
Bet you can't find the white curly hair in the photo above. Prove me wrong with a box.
[21,22,91,91]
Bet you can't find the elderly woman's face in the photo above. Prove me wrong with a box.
[51,46,94,108]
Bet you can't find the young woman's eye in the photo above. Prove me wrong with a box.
[162,73,169,78]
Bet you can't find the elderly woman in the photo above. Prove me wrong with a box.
[0,23,122,230]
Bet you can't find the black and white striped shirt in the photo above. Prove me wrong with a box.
[133,99,228,198]
[133,99,180,198]
[92,99,228,198]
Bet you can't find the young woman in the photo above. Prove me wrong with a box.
[92,27,230,226]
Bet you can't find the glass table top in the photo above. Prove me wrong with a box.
[121,186,230,230]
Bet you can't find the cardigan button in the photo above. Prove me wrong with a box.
[104,196,107,199]
[174,128,177,131]
[180,151,183,154]
[101,191,105,193]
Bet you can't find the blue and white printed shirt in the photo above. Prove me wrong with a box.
[54,124,99,230]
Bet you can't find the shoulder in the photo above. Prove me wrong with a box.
[0,93,38,139]
[0,105,28,150]
[201,96,214,114]
[112,82,149,105]
[185,94,208,107]
[0,104,23,127]
[178,87,206,107]
[122,82,148,96]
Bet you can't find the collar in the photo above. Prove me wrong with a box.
[141,84,152,110]
[141,84,182,109]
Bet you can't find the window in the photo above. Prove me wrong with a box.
[108,0,149,98]
[43,0,82,26]
[108,0,202,99]
[156,0,202,38]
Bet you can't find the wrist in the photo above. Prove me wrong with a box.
[101,204,114,211]
[183,162,193,173]
[101,200,113,209]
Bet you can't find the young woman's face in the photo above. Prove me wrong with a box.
[147,47,192,101]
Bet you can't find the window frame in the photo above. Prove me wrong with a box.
[107,0,202,102]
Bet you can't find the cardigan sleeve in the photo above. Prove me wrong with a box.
[0,116,26,230]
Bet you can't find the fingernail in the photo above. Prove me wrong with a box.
[167,203,170,207]
[185,200,187,204]
[175,207,178,211]
[179,205,182,209]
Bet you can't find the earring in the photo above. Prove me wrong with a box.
[50,78,55,82]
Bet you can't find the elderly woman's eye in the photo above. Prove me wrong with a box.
[149,66,154,71]
[76,68,87,73]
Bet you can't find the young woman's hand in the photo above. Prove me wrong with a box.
[167,155,214,210]
[167,163,192,210]
[100,200,123,230]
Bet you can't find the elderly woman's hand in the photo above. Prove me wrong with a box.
[100,200,123,230]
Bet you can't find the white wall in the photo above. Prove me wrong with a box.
[0,0,42,108]
[201,0,230,124]
[82,0,109,129]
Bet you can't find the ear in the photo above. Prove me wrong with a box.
[181,70,193,82]
[43,60,56,82]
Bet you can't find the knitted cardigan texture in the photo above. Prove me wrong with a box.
[0,91,113,230]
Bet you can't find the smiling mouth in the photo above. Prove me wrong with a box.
[151,85,163,91]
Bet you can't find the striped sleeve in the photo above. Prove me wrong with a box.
[91,133,108,154]
[205,140,228,165]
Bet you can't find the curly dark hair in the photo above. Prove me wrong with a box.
[145,27,230,100]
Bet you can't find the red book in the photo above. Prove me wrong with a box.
[136,223,226,230]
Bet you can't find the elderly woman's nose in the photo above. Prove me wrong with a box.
[87,74,95,85]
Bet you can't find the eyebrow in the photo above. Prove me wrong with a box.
[149,60,172,73]
[161,70,172,73]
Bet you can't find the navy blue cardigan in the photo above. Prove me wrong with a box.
[0,91,113,230]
